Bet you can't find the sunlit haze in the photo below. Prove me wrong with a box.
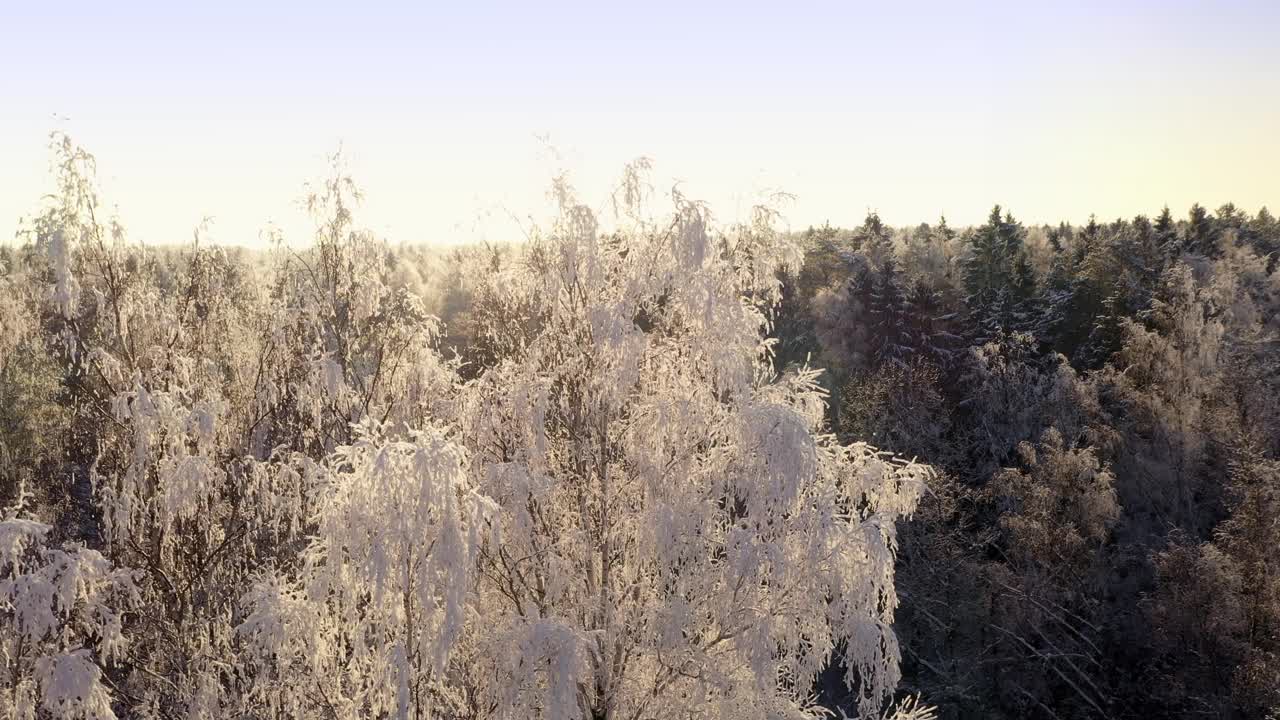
[2,0,1277,246]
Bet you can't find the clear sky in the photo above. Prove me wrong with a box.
[2,1,1277,247]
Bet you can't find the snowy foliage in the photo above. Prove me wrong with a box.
[1,488,138,720]
[12,130,1280,718]
[990,427,1119,575]
[239,423,492,718]
[0,137,935,720]
[444,168,930,719]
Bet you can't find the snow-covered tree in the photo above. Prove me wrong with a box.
[1148,455,1280,718]
[1102,262,1225,530]
[852,212,896,269]
[1,486,138,720]
[13,135,459,718]
[811,252,876,375]
[1184,203,1222,258]
[898,218,959,291]
[238,422,493,719]
[957,333,1098,476]
[990,427,1119,580]
[961,207,1038,344]
[446,168,930,719]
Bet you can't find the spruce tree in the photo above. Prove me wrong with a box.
[1155,205,1179,260]
[853,211,895,268]
[1248,206,1279,272]
[866,257,913,367]
[905,277,961,367]
[1185,203,1221,257]
[962,206,1037,343]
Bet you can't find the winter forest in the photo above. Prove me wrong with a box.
[1,133,1278,720]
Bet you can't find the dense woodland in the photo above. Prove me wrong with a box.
[1,135,1278,720]
[768,204,1280,719]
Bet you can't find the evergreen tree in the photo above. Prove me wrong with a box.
[1247,206,1279,273]
[1075,216,1168,369]
[853,211,895,268]
[962,206,1037,343]
[1072,218,1126,367]
[1041,215,1136,368]
[1216,202,1248,232]
[1155,205,1179,260]
[905,278,961,367]
[1047,221,1073,253]
[1010,245,1041,332]
[1185,203,1221,257]
[866,257,913,367]
[772,224,845,372]
[934,214,956,245]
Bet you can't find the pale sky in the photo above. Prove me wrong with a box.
[2,0,1277,247]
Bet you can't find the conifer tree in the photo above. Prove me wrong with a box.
[866,257,914,368]
[905,278,961,368]
[1247,206,1278,272]
[1155,205,1179,260]
[853,212,895,268]
[962,206,1037,343]
[1185,203,1221,257]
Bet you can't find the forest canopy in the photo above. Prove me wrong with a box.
[2,134,1279,720]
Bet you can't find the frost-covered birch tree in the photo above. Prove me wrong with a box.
[1,485,138,720]
[447,166,931,720]
[238,422,493,719]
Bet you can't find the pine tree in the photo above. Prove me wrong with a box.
[1072,218,1126,367]
[773,223,848,373]
[935,214,956,243]
[1216,202,1248,232]
[1010,246,1041,335]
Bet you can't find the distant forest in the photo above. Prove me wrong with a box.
[760,205,1280,718]
[2,135,1278,720]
